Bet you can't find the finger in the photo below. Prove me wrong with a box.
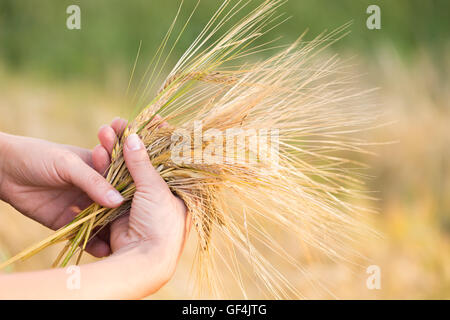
[58,152,124,208]
[111,117,128,136]
[92,144,111,175]
[123,133,168,192]
[98,125,117,155]
[109,214,130,252]
[96,224,111,243]
[85,237,111,258]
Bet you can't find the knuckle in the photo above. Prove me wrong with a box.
[134,155,150,167]
[86,172,105,189]
[128,150,150,168]
[58,150,79,167]
[135,186,172,204]
[55,151,81,181]
[134,180,153,192]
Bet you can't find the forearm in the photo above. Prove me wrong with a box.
[0,246,170,299]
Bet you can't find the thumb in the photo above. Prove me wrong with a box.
[123,133,168,194]
[58,152,124,208]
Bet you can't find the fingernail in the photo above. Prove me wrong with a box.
[127,133,142,151]
[106,189,124,205]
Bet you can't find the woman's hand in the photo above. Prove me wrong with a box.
[108,133,188,282]
[0,118,127,257]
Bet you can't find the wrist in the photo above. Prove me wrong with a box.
[106,242,177,298]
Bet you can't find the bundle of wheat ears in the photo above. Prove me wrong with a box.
[0,0,376,298]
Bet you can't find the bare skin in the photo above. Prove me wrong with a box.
[0,118,188,299]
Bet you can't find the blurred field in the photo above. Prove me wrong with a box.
[1,0,450,299]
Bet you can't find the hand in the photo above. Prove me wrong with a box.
[0,118,128,257]
[94,121,188,284]
[108,133,188,272]
[0,118,188,299]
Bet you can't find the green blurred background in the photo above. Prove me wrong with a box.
[1,0,449,82]
[0,0,449,298]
